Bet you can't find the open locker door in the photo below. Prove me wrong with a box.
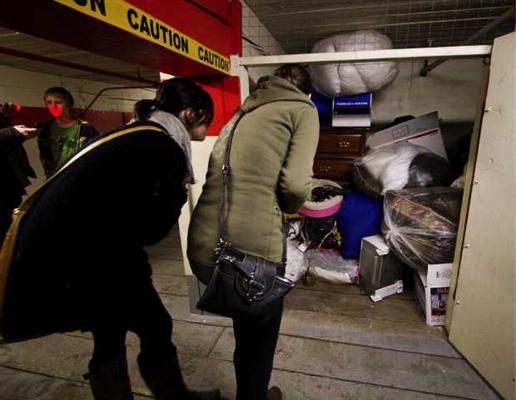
[447,32,515,400]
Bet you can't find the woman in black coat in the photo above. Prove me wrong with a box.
[0,79,219,400]
[0,102,38,246]
[0,123,37,246]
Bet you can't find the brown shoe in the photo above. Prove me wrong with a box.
[267,386,283,400]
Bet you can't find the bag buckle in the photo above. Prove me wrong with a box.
[244,273,266,302]
[214,239,227,256]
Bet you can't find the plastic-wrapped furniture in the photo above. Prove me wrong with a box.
[382,187,463,272]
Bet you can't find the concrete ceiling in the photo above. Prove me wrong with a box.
[245,0,515,54]
[0,3,513,80]
[0,27,159,85]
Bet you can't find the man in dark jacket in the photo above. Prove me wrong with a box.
[0,103,37,245]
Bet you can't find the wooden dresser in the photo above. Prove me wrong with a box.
[313,128,369,186]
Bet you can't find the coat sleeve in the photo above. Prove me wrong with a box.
[140,165,187,245]
[37,123,54,178]
[0,127,23,155]
[84,123,99,140]
[79,122,100,147]
[277,106,319,213]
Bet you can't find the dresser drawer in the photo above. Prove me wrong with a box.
[313,158,355,181]
[317,133,364,156]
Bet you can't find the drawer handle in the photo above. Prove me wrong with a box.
[319,165,332,173]
[337,140,351,149]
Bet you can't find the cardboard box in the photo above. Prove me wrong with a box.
[414,263,453,326]
[366,111,448,160]
[332,93,372,127]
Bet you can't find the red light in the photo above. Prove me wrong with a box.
[48,104,63,118]
[14,103,22,112]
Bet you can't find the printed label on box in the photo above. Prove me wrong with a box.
[430,287,449,321]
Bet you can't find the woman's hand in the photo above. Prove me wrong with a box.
[14,125,38,140]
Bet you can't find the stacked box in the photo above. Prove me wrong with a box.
[414,263,453,326]
[365,111,448,160]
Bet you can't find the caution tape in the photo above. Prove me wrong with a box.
[54,0,231,75]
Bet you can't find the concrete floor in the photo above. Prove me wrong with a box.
[0,228,500,400]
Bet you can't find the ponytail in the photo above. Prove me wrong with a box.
[134,99,158,121]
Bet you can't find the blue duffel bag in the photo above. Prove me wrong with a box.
[337,192,383,259]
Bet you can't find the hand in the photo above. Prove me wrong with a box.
[14,125,38,140]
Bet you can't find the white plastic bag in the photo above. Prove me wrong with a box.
[305,249,359,284]
[285,221,308,282]
[359,143,426,194]
[310,30,399,97]
[285,239,308,283]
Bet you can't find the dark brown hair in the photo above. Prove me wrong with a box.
[274,63,312,95]
[135,78,214,127]
[44,87,75,107]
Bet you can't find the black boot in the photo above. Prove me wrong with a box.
[85,356,134,400]
[137,354,221,400]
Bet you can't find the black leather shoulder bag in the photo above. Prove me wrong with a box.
[196,113,295,319]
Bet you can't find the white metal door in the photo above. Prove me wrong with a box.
[448,32,515,400]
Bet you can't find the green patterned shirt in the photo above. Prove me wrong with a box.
[49,121,80,171]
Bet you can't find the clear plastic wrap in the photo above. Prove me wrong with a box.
[285,238,308,283]
[305,249,359,284]
[451,175,465,189]
[285,221,308,282]
[382,187,463,272]
[285,221,358,285]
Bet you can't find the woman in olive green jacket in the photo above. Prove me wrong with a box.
[188,64,319,400]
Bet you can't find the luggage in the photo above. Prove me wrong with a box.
[337,192,383,259]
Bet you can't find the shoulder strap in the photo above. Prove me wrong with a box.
[218,112,245,243]
[217,114,287,265]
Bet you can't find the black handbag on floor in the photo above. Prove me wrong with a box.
[196,113,294,319]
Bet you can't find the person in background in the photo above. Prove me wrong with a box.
[1,79,221,400]
[187,64,320,400]
[127,99,151,124]
[38,87,98,177]
[0,102,37,246]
